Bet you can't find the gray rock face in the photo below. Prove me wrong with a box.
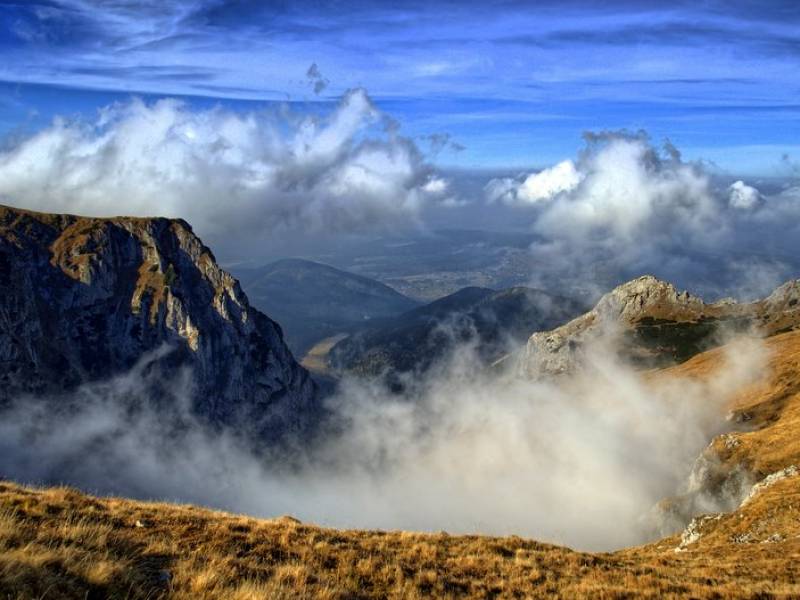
[520,275,800,378]
[592,276,707,323]
[0,205,317,440]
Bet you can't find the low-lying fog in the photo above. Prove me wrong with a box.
[0,329,768,551]
[0,87,793,551]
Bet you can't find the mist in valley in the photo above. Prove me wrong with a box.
[0,323,769,551]
[0,81,797,553]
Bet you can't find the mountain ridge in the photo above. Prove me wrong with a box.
[330,284,585,378]
[234,258,419,355]
[520,274,800,378]
[0,203,317,440]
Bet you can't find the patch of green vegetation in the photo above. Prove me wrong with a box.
[628,316,754,367]
[164,264,177,287]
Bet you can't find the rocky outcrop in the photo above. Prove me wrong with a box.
[740,465,799,507]
[675,513,722,552]
[668,465,800,551]
[0,205,317,441]
[520,275,800,378]
[647,435,754,540]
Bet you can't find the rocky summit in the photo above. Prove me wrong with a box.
[520,275,800,377]
[0,205,317,440]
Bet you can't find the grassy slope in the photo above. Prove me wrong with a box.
[2,331,800,599]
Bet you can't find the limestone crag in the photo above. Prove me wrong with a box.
[0,204,317,440]
[520,275,800,378]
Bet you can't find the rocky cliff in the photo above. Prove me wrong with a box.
[520,275,800,377]
[0,205,317,440]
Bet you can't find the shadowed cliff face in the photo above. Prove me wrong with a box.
[329,286,586,382]
[0,205,317,441]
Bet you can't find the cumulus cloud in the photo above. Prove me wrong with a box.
[728,180,762,210]
[536,133,718,240]
[488,159,583,205]
[0,89,446,235]
[421,177,449,195]
[487,132,799,300]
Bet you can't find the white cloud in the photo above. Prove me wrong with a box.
[535,136,717,241]
[518,159,583,203]
[486,159,583,206]
[421,177,448,195]
[486,133,799,299]
[484,176,519,205]
[728,180,762,210]
[0,89,446,235]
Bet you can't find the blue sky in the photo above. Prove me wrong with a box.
[0,0,799,175]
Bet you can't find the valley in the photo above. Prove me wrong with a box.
[1,3,798,597]
[2,209,800,597]
[300,334,348,377]
[278,229,543,303]
[3,329,800,598]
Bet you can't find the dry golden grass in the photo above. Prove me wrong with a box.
[660,330,800,479]
[301,334,349,375]
[1,478,798,599]
[2,331,800,599]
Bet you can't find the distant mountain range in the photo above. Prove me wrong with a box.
[250,228,543,302]
[329,285,586,380]
[234,258,420,356]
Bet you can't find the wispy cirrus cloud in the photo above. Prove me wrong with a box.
[1,1,797,99]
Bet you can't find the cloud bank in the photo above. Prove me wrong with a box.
[728,180,762,210]
[488,132,800,299]
[0,89,448,235]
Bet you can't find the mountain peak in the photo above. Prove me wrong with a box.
[0,204,316,440]
[594,275,706,324]
[520,275,800,378]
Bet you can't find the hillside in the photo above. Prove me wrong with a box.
[521,275,800,378]
[300,229,541,302]
[329,286,584,379]
[2,334,800,598]
[0,205,317,440]
[234,259,419,356]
